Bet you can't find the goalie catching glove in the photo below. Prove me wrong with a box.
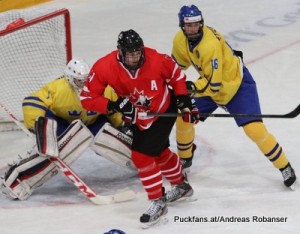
[176,95,200,124]
[107,97,137,124]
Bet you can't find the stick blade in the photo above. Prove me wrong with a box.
[90,190,136,205]
[285,104,300,118]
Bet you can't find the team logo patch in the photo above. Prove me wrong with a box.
[129,88,153,107]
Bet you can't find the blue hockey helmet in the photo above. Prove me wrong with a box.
[178,5,204,41]
[103,229,126,234]
[178,5,204,27]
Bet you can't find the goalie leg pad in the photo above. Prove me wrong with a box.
[91,122,136,171]
[57,119,94,163]
[1,120,94,200]
[35,116,59,157]
[1,151,57,200]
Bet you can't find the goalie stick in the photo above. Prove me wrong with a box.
[138,104,300,119]
[0,102,135,205]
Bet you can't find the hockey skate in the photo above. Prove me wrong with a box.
[140,197,168,228]
[180,144,196,173]
[165,180,194,203]
[280,163,297,190]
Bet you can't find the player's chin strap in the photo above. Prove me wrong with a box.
[33,116,136,205]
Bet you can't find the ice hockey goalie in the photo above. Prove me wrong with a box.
[1,119,135,200]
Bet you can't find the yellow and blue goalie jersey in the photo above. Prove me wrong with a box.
[22,77,122,130]
[172,25,243,105]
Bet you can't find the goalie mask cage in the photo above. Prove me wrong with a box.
[0,7,72,130]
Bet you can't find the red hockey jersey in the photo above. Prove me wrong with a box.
[80,47,187,130]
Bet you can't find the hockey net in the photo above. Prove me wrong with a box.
[0,7,72,131]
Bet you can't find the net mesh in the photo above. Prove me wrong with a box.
[0,7,70,122]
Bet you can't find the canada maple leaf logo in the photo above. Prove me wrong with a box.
[129,88,153,107]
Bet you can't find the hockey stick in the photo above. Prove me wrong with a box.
[46,156,135,205]
[138,104,300,119]
[0,102,135,204]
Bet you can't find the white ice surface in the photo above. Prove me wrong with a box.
[1,0,300,233]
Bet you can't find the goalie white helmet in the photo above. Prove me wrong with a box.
[64,58,90,93]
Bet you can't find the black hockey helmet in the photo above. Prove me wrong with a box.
[117,29,145,70]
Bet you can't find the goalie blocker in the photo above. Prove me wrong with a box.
[1,119,135,200]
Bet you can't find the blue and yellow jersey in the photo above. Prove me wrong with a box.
[172,25,243,105]
[22,77,122,129]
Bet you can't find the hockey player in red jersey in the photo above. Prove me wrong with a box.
[80,29,200,227]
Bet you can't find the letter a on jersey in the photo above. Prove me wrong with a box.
[151,80,158,90]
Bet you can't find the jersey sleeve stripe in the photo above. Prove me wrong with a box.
[24,96,43,102]
[22,102,48,111]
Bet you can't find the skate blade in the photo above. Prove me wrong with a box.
[289,180,297,191]
[185,196,198,202]
[167,194,198,205]
[182,168,191,175]
[140,216,168,229]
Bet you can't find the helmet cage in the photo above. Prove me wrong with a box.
[64,58,90,93]
[117,29,145,70]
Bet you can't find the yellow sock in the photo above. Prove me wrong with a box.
[243,122,288,169]
[176,117,195,159]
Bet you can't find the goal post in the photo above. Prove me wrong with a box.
[0,7,72,129]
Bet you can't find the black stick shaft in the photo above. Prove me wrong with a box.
[138,104,300,119]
